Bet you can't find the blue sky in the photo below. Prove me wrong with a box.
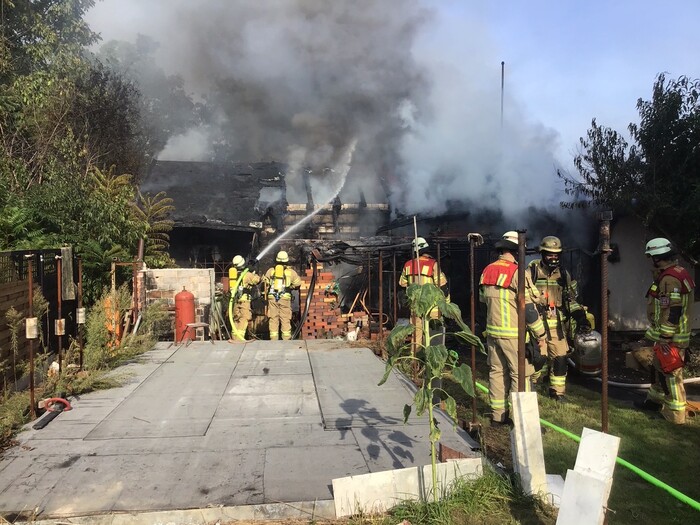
[435,0,700,164]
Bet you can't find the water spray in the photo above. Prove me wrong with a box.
[255,138,358,261]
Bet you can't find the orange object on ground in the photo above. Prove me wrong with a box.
[175,288,196,342]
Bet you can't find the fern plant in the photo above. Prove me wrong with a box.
[379,282,485,502]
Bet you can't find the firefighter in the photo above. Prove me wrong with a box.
[227,255,261,343]
[528,236,590,402]
[632,238,695,424]
[398,237,448,347]
[480,231,547,425]
[263,251,301,340]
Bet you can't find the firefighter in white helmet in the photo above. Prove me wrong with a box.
[227,255,261,343]
[480,231,547,425]
[263,250,301,340]
[631,238,695,424]
[399,237,448,348]
[527,235,590,402]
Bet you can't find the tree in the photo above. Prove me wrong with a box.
[133,190,175,268]
[0,1,175,303]
[561,74,700,259]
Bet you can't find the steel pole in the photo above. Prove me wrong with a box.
[56,255,62,376]
[26,255,36,418]
[517,230,527,392]
[78,256,84,370]
[469,237,478,424]
[600,212,612,432]
[378,250,384,353]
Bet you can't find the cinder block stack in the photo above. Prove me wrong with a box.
[300,265,369,339]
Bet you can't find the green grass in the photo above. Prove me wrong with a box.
[538,382,700,524]
[443,356,700,525]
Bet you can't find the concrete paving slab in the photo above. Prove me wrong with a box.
[214,392,321,422]
[0,340,480,521]
[264,445,368,501]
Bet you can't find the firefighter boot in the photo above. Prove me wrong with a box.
[633,399,662,412]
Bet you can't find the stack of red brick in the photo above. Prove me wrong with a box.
[300,265,369,340]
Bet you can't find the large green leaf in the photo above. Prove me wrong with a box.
[425,344,448,377]
[403,403,412,424]
[386,324,414,356]
[444,396,457,423]
[451,363,475,398]
[414,386,429,416]
[455,329,486,354]
[378,356,397,386]
[406,283,441,317]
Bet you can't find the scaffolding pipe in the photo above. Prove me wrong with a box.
[56,255,63,376]
[517,230,527,391]
[392,251,398,328]
[378,250,384,352]
[600,211,613,432]
[77,256,84,370]
[26,255,36,419]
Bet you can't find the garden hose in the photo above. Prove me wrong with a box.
[473,380,700,512]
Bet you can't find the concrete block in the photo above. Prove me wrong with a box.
[545,474,565,508]
[556,469,608,525]
[510,392,547,496]
[575,427,620,481]
[332,457,483,518]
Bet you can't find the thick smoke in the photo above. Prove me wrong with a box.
[87,0,565,217]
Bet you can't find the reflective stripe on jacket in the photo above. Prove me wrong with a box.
[480,254,544,339]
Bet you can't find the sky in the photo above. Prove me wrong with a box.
[85,0,700,220]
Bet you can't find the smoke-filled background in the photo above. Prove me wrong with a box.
[87,0,565,219]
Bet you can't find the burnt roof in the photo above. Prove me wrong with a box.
[142,160,286,231]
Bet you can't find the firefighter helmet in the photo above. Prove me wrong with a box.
[495,231,519,251]
[645,237,673,257]
[232,255,246,269]
[539,236,562,253]
[412,237,429,251]
[276,251,289,263]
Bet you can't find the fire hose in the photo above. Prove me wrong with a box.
[472,380,700,512]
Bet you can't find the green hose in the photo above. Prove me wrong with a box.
[473,380,700,512]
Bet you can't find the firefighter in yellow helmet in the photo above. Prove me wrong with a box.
[480,231,547,425]
[631,238,695,424]
[263,250,301,340]
[398,237,448,348]
[227,255,261,343]
[528,235,590,402]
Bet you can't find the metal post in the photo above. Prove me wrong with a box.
[77,256,84,370]
[367,251,372,338]
[378,250,384,354]
[26,255,36,419]
[517,230,527,392]
[392,250,398,327]
[468,233,483,426]
[56,255,63,376]
[600,211,613,432]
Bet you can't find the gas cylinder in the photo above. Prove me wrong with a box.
[572,330,602,376]
[175,287,195,342]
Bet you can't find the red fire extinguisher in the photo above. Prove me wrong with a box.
[175,287,195,343]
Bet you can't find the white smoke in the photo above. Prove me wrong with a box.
[87,0,565,217]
